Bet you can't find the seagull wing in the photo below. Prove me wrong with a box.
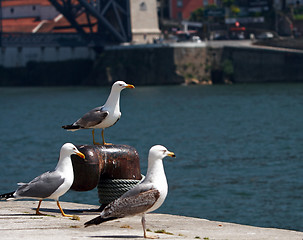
[101,189,160,219]
[15,171,64,199]
[74,107,109,128]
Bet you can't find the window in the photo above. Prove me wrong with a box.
[10,8,14,14]
[140,2,147,11]
[177,11,183,20]
[177,0,183,7]
[204,0,208,7]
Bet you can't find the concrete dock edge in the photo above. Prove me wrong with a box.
[0,201,302,240]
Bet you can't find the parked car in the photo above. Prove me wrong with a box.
[212,32,228,40]
[191,36,202,43]
[256,32,274,40]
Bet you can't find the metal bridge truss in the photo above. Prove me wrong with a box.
[48,0,132,45]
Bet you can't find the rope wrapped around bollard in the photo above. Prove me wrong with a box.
[98,174,145,205]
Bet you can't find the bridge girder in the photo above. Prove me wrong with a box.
[48,0,132,45]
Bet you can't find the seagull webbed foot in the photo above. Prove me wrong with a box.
[93,141,102,145]
[144,234,159,239]
[61,212,74,218]
[35,200,45,215]
[100,129,114,145]
[35,210,46,215]
[57,201,78,218]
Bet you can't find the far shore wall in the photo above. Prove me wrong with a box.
[0,46,95,68]
[87,46,218,85]
[87,46,184,85]
[0,44,303,86]
[222,46,303,83]
[89,45,303,85]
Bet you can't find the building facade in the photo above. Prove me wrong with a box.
[1,0,58,20]
[130,0,161,43]
[0,0,96,68]
[170,0,217,20]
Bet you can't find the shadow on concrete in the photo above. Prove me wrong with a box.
[88,235,141,239]
[0,213,39,217]
[32,208,100,215]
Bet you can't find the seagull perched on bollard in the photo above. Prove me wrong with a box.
[62,80,135,145]
[0,143,85,217]
[84,145,176,239]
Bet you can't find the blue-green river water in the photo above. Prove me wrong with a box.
[0,83,302,231]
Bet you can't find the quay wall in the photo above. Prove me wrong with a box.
[89,44,303,85]
[0,46,96,86]
[87,46,184,86]
[2,200,303,240]
[0,46,96,68]
[87,45,217,85]
[222,46,303,83]
[0,44,303,86]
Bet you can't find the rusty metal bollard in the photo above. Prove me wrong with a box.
[70,144,143,209]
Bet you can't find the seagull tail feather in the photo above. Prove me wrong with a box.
[62,124,80,131]
[0,191,15,200]
[84,216,117,227]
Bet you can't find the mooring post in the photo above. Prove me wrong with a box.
[70,144,143,210]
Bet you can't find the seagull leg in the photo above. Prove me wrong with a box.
[36,200,45,215]
[102,129,112,145]
[57,201,73,217]
[92,129,101,145]
[101,129,106,145]
[142,214,158,239]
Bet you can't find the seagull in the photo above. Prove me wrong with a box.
[0,143,85,217]
[62,80,135,145]
[84,145,176,239]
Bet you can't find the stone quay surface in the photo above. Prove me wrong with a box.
[0,200,302,240]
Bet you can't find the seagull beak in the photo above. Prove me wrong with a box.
[125,84,135,89]
[76,152,85,159]
[167,151,176,158]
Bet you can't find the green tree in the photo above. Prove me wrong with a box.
[190,7,205,22]
[222,0,234,8]
[190,5,222,22]
[230,5,240,16]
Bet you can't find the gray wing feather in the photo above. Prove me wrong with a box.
[121,182,154,198]
[101,189,160,219]
[74,107,108,128]
[15,171,64,199]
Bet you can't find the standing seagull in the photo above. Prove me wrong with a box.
[0,143,85,217]
[62,81,135,145]
[85,145,176,239]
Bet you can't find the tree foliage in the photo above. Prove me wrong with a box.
[190,5,223,22]
[190,7,205,22]
[222,0,234,7]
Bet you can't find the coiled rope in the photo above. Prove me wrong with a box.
[98,175,145,204]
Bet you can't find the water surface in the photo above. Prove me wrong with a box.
[0,83,302,231]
